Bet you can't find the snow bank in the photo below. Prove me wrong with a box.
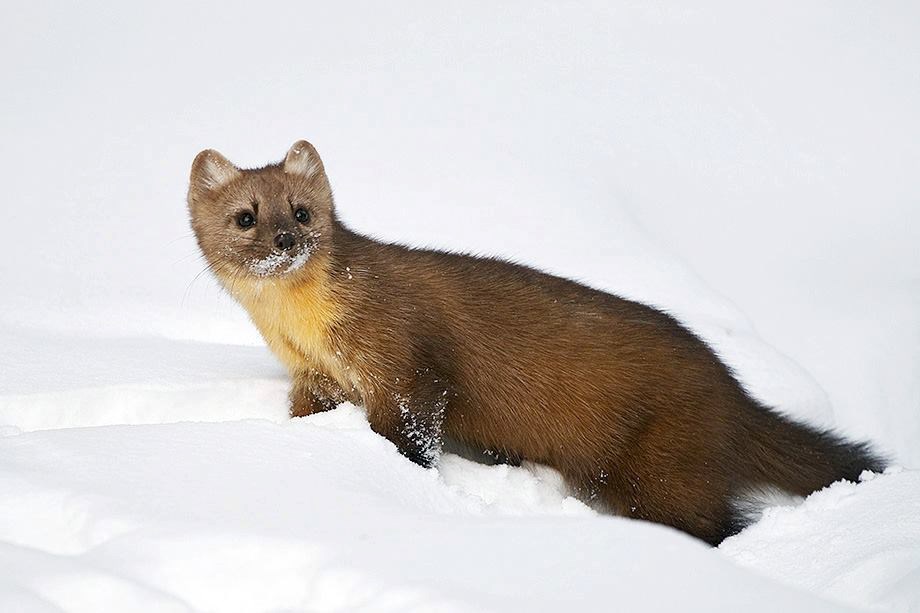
[1,346,918,611]
[722,468,920,612]
[0,407,879,613]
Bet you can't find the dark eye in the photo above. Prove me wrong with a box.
[237,212,255,228]
[294,208,310,224]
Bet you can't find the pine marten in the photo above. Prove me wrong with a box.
[187,140,886,544]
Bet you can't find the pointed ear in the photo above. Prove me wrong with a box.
[283,140,324,177]
[190,149,241,192]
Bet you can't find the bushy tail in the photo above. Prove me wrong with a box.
[742,404,887,497]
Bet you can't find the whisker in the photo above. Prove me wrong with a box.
[171,251,208,266]
[181,258,223,307]
[167,232,196,246]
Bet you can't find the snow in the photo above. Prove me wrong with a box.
[248,243,314,277]
[721,468,920,612]
[0,410,864,613]
[2,2,919,612]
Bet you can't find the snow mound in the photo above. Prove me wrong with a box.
[1,406,890,613]
[721,468,920,612]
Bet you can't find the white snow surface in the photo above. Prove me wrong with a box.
[2,2,919,612]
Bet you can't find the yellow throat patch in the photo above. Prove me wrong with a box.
[229,272,342,378]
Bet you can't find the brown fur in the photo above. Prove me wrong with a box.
[188,140,886,544]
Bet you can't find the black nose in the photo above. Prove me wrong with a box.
[274,232,296,251]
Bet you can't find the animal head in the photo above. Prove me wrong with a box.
[187,140,336,284]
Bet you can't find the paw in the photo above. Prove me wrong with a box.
[399,443,438,469]
[289,390,337,418]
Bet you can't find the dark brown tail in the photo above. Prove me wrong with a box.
[740,403,887,499]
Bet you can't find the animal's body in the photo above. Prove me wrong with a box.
[188,140,885,544]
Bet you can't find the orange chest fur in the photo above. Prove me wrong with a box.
[230,277,347,382]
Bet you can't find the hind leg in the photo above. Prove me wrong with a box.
[591,461,738,545]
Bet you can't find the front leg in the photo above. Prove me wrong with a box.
[366,369,450,468]
[289,369,347,418]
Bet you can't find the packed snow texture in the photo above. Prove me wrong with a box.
[1,2,919,612]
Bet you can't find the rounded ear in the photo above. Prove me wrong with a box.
[283,140,324,177]
[190,149,241,192]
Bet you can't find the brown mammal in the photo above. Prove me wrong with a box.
[187,140,886,544]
